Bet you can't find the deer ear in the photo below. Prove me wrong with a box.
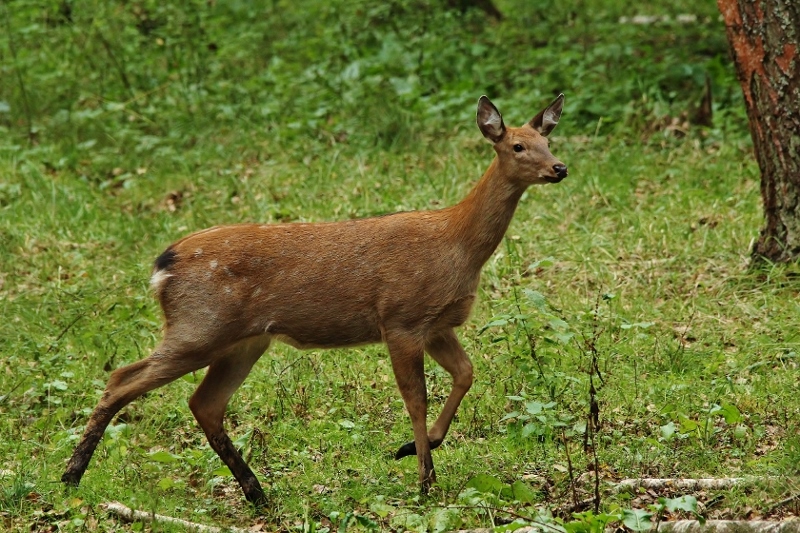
[477,96,506,143]
[529,93,564,137]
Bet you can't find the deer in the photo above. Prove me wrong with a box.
[61,94,568,506]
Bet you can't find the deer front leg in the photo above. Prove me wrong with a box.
[387,334,435,492]
[395,328,473,459]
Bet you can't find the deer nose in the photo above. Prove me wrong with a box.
[553,164,568,179]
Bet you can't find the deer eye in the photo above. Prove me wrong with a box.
[513,144,524,152]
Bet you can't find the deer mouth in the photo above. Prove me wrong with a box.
[544,175,566,183]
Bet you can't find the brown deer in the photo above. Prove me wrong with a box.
[62,94,568,506]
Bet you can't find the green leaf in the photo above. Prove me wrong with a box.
[354,515,378,529]
[212,466,233,477]
[480,318,509,333]
[678,415,698,434]
[529,257,555,270]
[233,430,252,449]
[157,477,174,490]
[521,422,538,438]
[564,511,615,533]
[429,508,461,533]
[47,380,68,391]
[523,289,548,310]
[509,480,537,503]
[525,401,546,415]
[465,473,504,494]
[181,373,201,384]
[494,519,533,533]
[718,403,742,424]
[622,509,652,532]
[390,512,426,533]
[369,501,394,518]
[663,495,698,513]
[660,421,676,440]
[553,332,575,344]
[105,423,128,438]
[500,411,521,422]
[338,512,354,533]
[148,451,179,463]
[338,419,355,429]
[456,487,485,506]
[620,321,655,330]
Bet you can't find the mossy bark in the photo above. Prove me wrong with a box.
[717,0,800,264]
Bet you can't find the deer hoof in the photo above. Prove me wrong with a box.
[420,470,436,494]
[394,441,417,459]
[244,487,268,509]
[61,471,81,487]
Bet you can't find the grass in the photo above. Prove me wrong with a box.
[1,0,799,531]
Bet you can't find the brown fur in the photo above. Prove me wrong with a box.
[61,94,568,506]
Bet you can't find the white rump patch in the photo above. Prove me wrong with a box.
[150,269,172,291]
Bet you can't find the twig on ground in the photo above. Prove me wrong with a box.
[771,492,800,512]
[101,501,250,533]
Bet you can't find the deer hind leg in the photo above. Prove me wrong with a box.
[61,340,213,487]
[188,336,270,507]
[395,328,473,459]
[387,333,435,492]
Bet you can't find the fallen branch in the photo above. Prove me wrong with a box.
[615,478,758,492]
[101,501,250,533]
[658,519,800,532]
[771,492,800,511]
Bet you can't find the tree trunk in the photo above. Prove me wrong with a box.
[717,0,800,264]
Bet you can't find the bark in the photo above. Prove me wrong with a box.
[717,0,800,263]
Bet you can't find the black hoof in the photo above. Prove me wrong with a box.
[394,441,417,459]
[245,490,268,509]
[61,472,81,487]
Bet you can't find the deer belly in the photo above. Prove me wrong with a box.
[264,311,382,349]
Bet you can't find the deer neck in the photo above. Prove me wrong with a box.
[448,157,526,269]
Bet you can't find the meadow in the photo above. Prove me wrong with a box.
[1,0,798,531]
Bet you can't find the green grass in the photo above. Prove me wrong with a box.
[2,0,799,531]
